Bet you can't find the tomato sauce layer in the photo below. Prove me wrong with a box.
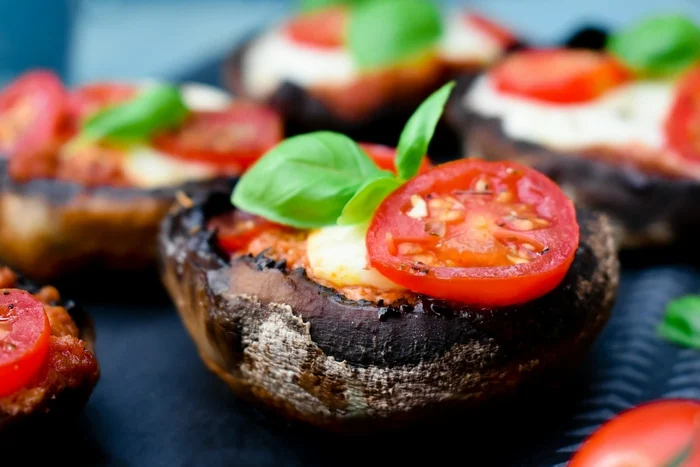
[208,211,410,304]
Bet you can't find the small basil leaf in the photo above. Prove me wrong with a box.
[348,0,442,69]
[231,131,388,228]
[337,175,402,225]
[658,295,700,348]
[607,14,700,77]
[81,84,189,144]
[396,80,455,181]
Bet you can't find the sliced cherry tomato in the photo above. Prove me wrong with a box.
[67,82,138,123]
[491,48,631,104]
[569,399,700,467]
[0,288,51,397]
[0,70,68,156]
[152,103,283,171]
[665,65,700,163]
[464,12,518,48]
[209,210,283,253]
[284,6,348,49]
[366,159,579,306]
[358,142,431,175]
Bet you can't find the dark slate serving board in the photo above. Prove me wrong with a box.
[5,26,700,467]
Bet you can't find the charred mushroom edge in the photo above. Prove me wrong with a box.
[0,158,237,280]
[158,190,619,432]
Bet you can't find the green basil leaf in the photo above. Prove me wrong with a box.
[81,84,189,144]
[337,175,402,225]
[607,14,700,77]
[231,131,388,228]
[396,80,455,180]
[658,295,700,348]
[348,0,442,69]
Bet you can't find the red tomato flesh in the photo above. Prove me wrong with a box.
[366,159,579,306]
[491,49,630,104]
[0,70,68,156]
[152,103,283,171]
[68,82,138,123]
[569,399,700,467]
[210,210,285,253]
[358,142,431,175]
[284,6,348,49]
[0,288,51,397]
[464,13,518,48]
[665,65,700,163]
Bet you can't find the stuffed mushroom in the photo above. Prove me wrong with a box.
[0,265,99,432]
[158,84,619,431]
[448,14,700,248]
[222,0,519,146]
[0,70,283,280]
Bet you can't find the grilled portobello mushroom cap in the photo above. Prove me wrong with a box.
[221,35,480,151]
[158,191,619,432]
[0,157,236,281]
[446,78,700,249]
[0,267,99,433]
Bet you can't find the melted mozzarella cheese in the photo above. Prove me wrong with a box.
[241,29,356,99]
[180,82,234,111]
[438,13,504,64]
[306,224,404,291]
[122,146,217,188]
[465,75,676,150]
[242,12,509,100]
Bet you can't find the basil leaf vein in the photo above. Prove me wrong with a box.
[337,175,402,225]
[348,0,442,69]
[607,14,700,77]
[396,80,454,180]
[81,84,189,144]
[231,132,388,228]
[658,295,700,348]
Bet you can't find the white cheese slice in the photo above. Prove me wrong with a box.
[122,146,217,188]
[306,223,404,291]
[465,74,676,151]
[438,12,505,64]
[180,82,233,111]
[241,29,356,100]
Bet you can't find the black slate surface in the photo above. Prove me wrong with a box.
[5,27,700,466]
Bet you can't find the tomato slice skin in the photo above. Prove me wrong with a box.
[152,103,283,171]
[284,6,348,49]
[0,288,51,397]
[358,142,431,175]
[491,48,631,104]
[366,159,579,306]
[665,65,700,163]
[0,69,68,157]
[569,399,700,467]
[67,82,138,123]
[464,12,517,48]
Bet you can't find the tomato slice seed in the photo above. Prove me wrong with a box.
[0,288,51,397]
